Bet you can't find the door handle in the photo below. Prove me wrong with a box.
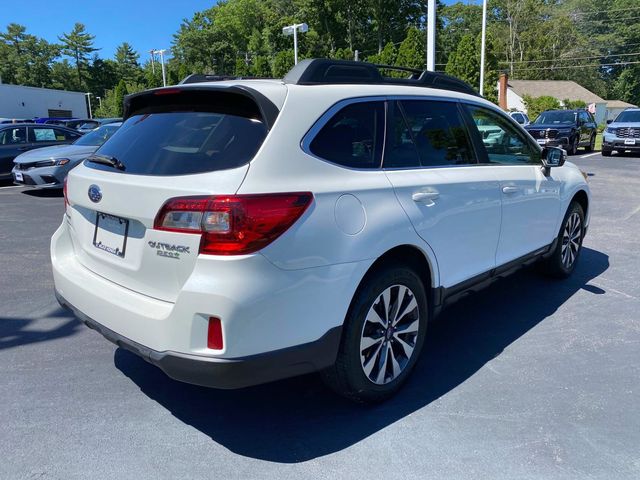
[502,186,519,194]
[412,190,440,203]
[17,146,28,151]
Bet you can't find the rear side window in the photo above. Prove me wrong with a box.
[0,127,26,145]
[385,100,475,168]
[309,101,384,169]
[87,91,268,176]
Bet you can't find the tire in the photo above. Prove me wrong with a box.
[322,264,428,403]
[539,202,585,279]
[585,134,595,152]
[569,136,579,155]
[602,148,612,157]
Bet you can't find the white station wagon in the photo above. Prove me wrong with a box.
[52,59,590,403]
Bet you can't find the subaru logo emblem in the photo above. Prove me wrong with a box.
[88,184,102,203]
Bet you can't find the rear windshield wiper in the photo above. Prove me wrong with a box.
[87,154,126,171]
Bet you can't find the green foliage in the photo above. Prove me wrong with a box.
[271,50,295,78]
[395,27,425,70]
[58,23,98,88]
[115,43,140,83]
[523,95,562,121]
[562,99,587,109]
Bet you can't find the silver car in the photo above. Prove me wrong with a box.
[12,123,121,189]
[603,108,640,157]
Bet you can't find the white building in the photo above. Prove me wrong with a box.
[498,78,607,125]
[0,83,88,120]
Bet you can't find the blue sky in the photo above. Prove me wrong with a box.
[5,0,473,62]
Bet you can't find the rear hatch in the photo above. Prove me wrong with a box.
[64,87,279,302]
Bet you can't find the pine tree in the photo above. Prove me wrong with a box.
[395,27,425,70]
[115,42,140,83]
[58,23,98,88]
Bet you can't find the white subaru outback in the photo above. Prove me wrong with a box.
[52,59,590,403]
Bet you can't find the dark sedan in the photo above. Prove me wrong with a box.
[0,124,82,179]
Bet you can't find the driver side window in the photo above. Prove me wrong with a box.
[466,106,540,165]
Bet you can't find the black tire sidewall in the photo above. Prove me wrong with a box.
[338,266,428,400]
[548,202,585,277]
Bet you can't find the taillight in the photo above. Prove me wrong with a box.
[154,192,313,255]
[63,176,69,213]
[207,317,223,350]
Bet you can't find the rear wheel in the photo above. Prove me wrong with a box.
[602,148,612,157]
[539,202,585,278]
[322,264,428,403]
[585,134,595,152]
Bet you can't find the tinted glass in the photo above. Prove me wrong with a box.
[394,100,474,167]
[467,106,541,165]
[0,127,26,145]
[533,111,576,125]
[385,103,420,168]
[615,110,640,122]
[309,101,384,169]
[88,112,267,176]
[74,124,119,146]
[512,113,524,124]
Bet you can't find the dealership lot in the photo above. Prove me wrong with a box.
[1,153,639,479]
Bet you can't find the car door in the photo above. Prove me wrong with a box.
[383,99,502,288]
[0,126,28,176]
[463,103,562,266]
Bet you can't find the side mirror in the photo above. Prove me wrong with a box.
[606,119,613,125]
[542,147,566,169]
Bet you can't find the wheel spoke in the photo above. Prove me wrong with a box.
[388,346,402,380]
[393,333,415,358]
[381,289,391,326]
[393,296,417,327]
[362,341,384,378]
[366,308,386,328]
[395,318,419,334]
[361,335,383,351]
[375,344,389,384]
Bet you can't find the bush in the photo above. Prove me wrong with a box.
[523,95,561,121]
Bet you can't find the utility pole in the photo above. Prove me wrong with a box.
[282,23,308,65]
[354,50,359,61]
[479,0,488,96]
[426,0,436,71]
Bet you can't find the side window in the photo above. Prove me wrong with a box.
[0,127,27,145]
[513,113,524,124]
[384,103,421,168]
[580,111,592,124]
[466,105,541,165]
[309,101,384,169]
[393,100,475,167]
[30,127,58,142]
[54,128,80,141]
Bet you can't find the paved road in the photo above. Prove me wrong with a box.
[1,153,639,480]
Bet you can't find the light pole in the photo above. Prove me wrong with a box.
[479,0,488,96]
[426,0,436,71]
[151,49,167,86]
[85,92,92,119]
[282,23,308,65]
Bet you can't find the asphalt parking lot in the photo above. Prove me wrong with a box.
[1,152,639,480]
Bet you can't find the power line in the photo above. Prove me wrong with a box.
[507,60,640,72]
[570,5,640,16]
[499,51,640,65]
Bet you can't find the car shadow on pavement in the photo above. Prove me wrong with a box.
[0,307,77,350]
[21,188,63,198]
[115,247,609,463]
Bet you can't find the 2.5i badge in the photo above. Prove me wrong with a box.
[148,241,190,260]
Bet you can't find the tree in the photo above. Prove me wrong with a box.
[395,27,425,70]
[445,34,480,89]
[522,95,561,121]
[58,23,98,88]
[115,42,141,83]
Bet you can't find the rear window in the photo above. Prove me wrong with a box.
[86,93,268,176]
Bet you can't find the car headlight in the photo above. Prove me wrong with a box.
[605,127,615,134]
[55,158,71,166]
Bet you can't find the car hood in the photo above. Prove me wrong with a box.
[526,124,576,130]
[607,122,640,129]
[13,144,98,163]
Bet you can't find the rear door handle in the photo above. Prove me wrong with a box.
[502,186,519,194]
[412,190,440,203]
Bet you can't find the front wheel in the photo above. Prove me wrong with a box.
[322,264,428,403]
[569,136,579,155]
[602,148,612,157]
[539,202,585,278]
[585,134,595,152]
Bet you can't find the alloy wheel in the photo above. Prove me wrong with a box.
[561,212,582,268]
[359,284,420,385]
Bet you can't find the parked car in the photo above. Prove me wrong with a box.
[53,59,590,403]
[12,122,121,188]
[509,111,530,126]
[64,119,92,130]
[525,109,597,155]
[77,118,122,134]
[0,123,82,180]
[602,108,640,157]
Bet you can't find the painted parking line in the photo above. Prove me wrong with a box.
[580,152,601,159]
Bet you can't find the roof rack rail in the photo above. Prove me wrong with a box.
[179,74,247,84]
[283,58,479,97]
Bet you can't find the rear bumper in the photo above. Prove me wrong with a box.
[56,291,341,389]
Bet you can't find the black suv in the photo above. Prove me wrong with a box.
[525,109,597,155]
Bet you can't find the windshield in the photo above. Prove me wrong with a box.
[614,110,640,123]
[533,111,576,125]
[73,124,120,146]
